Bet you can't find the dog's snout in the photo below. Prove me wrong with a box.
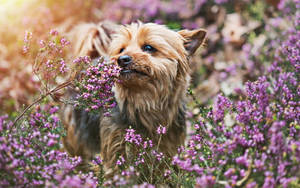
[118,55,132,67]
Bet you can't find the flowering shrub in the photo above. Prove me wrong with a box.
[0,105,98,187]
[171,7,300,188]
[103,127,168,186]
[15,29,121,123]
[74,57,120,115]
[31,29,71,89]
[0,29,121,187]
[32,30,121,115]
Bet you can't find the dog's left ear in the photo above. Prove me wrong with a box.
[178,29,207,55]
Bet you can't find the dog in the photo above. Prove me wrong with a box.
[60,21,206,178]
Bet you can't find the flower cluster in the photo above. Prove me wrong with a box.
[23,30,32,54]
[23,29,121,116]
[102,126,173,186]
[0,105,98,187]
[30,29,72,94]
[125,128,143,145]
[156,125,167,135]
[74,58,121,115]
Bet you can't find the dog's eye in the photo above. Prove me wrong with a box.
[142,45,156,53]
[119,48,125,53]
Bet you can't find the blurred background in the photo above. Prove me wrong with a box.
[0,0,289,115]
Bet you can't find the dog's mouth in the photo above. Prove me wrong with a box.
[120,68,148,77]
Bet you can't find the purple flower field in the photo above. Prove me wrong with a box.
[0,0,299,187]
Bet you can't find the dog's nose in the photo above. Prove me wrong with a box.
[117,55,132,67]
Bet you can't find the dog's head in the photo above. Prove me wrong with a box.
[109,22,206,90]
[109,22,206,134]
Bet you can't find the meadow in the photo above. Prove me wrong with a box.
[0,0,299,187]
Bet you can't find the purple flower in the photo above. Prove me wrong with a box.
[235,154,249,167]
[116,156,125,166]
[49,29,58,36]
[195,175,216,188]
[213,94,232,122]
[224,168,235,178]
[156,125,167,134]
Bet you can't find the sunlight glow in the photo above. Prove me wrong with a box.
[0,0,33,9]
[0,0,34,22]
[0,0,27,5]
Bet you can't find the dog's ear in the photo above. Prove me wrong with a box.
[69,21,119,58]
[178,29,207,55]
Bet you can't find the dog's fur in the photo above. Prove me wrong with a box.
[61,21,206,177]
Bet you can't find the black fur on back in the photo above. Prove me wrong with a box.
[73,108,102,153]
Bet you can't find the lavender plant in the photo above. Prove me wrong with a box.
[0,105,98,187]
[171,8,300,188]
[13,29,73,125]
[73,57,120,115]
[102,126,168,187]
[15,29,120,124]
[32,30,121,116]
[1,29,121,187]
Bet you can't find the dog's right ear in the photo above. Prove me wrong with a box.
[178,29,207,56]
[69,21,119,58]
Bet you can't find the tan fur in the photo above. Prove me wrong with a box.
[68,21,119,58]
[101,22,206,175]
[61,21,206,179]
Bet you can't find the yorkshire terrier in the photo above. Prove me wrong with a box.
[61,21,206,177]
